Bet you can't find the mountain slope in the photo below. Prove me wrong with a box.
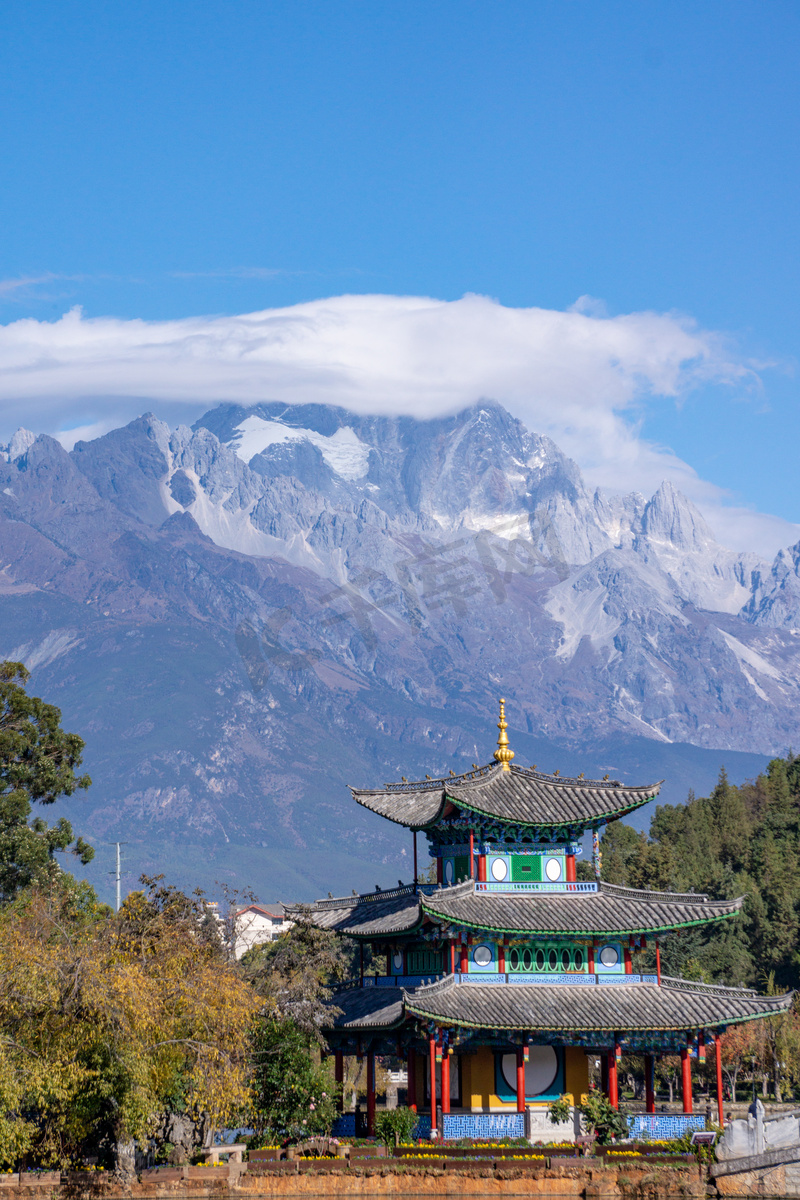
[0,401,796,904]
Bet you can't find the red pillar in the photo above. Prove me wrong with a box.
[588,940,595,976]
[608,1046,619,1109]
[478,854,487,882]
[681,1046,693,1114]
[655,940,662,985]
[516,1047,525,1113]
[429,1033,438,1137]
[566,853,576,882]
[469,830,474,879]
[644,1055,655,1113]
[715,1034,725,1128]
[624,945,633,975]
[460,942,468,973]
[407,1049,417,1111]
[437,856,443,885]
[367,1051,376,1136]
[441,1049,451,1117]
[498,940,506,973]
[449,941,456,973]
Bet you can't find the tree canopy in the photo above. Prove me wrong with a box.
[0,874,260,1169]
[600,753,800,990]
[0,662,92,900]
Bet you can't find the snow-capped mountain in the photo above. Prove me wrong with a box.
[0,401,795,901]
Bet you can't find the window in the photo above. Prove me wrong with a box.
[407,948,443,975]
[599,944,620,968]
[507,941,586,974]
[510,855,542,883]
[472,944,494,967]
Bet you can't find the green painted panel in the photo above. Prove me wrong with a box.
[510,854,541,882]
[507,940,587,973]
[407,948,444,975]
[453,855,470,882]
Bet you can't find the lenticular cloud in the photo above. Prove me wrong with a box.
[0,292,743,417]
[0,291,788,553]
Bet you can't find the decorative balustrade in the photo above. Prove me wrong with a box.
[474,880,597,893]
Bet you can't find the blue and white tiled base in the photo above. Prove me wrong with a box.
[331,1113,433,1140]
[331,1114,357,1137]
[441,1112,524,1140]
[414,1115,432,1140]
[628,1114,705,1140]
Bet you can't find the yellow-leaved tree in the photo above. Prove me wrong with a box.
[0,874,259,1172]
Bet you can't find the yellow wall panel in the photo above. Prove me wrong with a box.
[467,1046,515,1110]
[564,1046,589,1098]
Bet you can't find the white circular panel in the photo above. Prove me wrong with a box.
[490,857,508,882]
[444,859,454,884]
[392,950,404,972]
[500,1046,558,1096]
[544,857,562,881]
[473,943,493,967]
[599,944,620,967]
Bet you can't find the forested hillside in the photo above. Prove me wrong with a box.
[600,755,800,991]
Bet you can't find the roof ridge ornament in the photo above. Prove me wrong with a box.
[493,697,515,771]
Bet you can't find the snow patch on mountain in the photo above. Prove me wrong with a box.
[160,468,328,573]
[8,628,82,671]
[718,629,784,702]
[231,415,371,481]
[546,579,621,661]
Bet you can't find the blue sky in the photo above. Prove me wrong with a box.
[0,2,798,552]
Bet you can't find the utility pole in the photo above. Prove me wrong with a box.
[110,842,128,912]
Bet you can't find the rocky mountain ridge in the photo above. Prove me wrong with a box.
[0,401,797,901]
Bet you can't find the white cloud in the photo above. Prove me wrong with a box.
[0,292,793,555]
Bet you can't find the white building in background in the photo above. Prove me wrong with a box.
[234,903,292,959]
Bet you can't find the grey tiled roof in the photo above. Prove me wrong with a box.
[420,879,744,936]
[352,762,661,830]
[402,975,793,1033]
[287,885,423,937]
[298,878,742,938]
[328,986,405,1029]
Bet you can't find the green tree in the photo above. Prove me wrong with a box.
[598,822,644,885]
[0,662,92,901]
[243,911,346,1042]
[601,753,800,991]
[249,1018,338,1143]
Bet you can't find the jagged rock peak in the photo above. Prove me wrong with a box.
[744,540,800,629]
[638,480,716,551]
[6,428,36,462]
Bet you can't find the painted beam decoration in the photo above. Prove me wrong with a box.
[289,699,794,1142]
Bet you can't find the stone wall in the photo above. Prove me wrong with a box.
[2,1162,707,1199]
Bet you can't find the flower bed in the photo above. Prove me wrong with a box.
[246,1161,298,1174]
[186,1165,230,1180]
[297,1160,350,1173]
[600,1149,695,1163]
[139,1167,186,1182]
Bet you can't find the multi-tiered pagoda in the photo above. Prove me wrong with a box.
[299,702,791,1142]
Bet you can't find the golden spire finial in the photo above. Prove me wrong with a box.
[493,697,515,771]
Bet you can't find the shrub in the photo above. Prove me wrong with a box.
[374,1108,420,1148]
